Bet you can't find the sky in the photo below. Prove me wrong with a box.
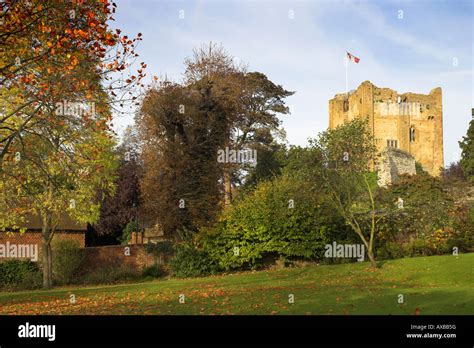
[113,0,473,166]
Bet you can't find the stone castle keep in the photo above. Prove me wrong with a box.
[329,81,444,176]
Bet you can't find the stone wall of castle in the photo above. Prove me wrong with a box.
[329,81,444,176]
[377,148,416,187]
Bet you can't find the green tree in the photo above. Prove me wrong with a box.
[223,70,294,203]
[459,118,474,182]
[0,102,117,289]
[310,119,385,268]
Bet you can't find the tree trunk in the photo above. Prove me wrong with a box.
[42,231,52,289]
[41,210,53,289]
[367,248,377,268]
[223,170,232,206]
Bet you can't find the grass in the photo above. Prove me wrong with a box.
[0,253,473,315]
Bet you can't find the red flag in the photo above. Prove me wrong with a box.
[347,52,360,64]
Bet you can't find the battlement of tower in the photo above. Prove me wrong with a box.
[330,81,442,119]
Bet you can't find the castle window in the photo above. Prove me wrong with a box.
[409,126,415,142]
[387,139,398,148]
[397,96,401,104]
[343,100,349,112]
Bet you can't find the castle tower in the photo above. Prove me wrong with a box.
[328,81,444,176]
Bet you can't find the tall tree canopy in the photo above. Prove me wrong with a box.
[137,43,293,238]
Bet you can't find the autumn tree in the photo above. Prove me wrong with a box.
[138,78,233,238]
[0,0,145,163]
[138,44,293,237]
[0,0,145,288]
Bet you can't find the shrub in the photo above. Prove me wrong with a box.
[446,205,474,252]
[79,264,140,285]
[377,241,406,260]
[405,237,436,257]
[202,173,348,270]
[52,239,84,285]
[376,175,474,259]
[142,265,167,278]
[169,244,220,278]
[0,260,42,290]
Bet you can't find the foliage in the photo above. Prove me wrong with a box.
[404,237,437,257]
[459,118,474,182]
[1,0,144,164]
[78,264,140,285]
[240,142,286,189]
[52,239,84,285]
[442,161,467,182]
[169,244,220,278]
[375,174,474,259]
[376,241,406,260]
[138,79,228,236]
[137,43,293,236]
[448,205,474,251]
[308,118,382,267]
[0,260,42,290]
[120,220,139,245]
[242,144,320,190]
[220,69,294,203]
[377,174,453,239]
[202,173,348,270]
[142,265,167,278]
[415,161,427,174]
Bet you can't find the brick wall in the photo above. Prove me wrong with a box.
[0,231,85,262]
[81,245,159,273]
[1,231,166,273]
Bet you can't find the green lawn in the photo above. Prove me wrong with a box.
[0,253,473,315]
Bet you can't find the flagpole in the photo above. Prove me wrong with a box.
[344,54,349,95]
